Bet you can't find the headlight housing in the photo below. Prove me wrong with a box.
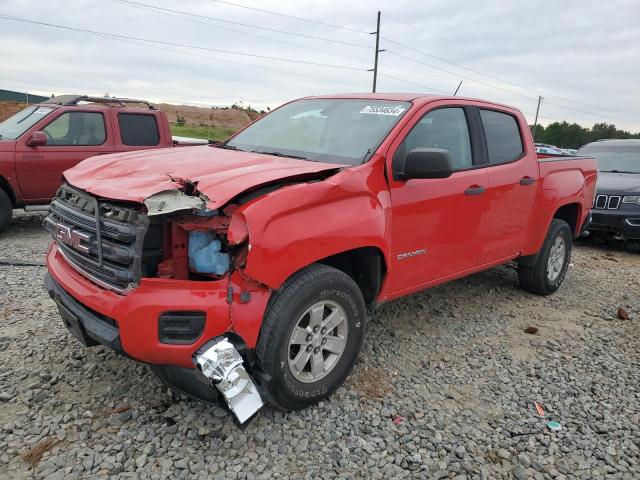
[622,195,640,205]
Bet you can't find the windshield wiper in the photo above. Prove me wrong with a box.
[251,150,309,160]
[216,143,244,151]
[601,170,639,174]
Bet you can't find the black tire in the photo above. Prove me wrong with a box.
[0,189,12,233]
[256,263,367,410]
[518,219,573,295]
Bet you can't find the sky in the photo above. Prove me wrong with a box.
[1,0,639,130]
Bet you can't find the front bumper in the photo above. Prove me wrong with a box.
[46,243,232,368]
[587,210,640,240]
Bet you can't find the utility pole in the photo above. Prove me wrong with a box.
[533,95,543,140]
[369,11,383,93]
[453,81,463,96]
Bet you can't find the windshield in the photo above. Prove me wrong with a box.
[578,143,640,173]
[0,105,55,140]
[225,99,411,165]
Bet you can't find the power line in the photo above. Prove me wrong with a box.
[208,0,371,34]
[377,73,449,94]
[110,0,369,64]
[382,36,639,120]
[322,0,377,14]
[385,49,539,101]
[0,14,367,71]
[98,29,366,89]
[112,0,372,49]
[383,38,539,97]
[542,99,636,123]
[2,15,364,91]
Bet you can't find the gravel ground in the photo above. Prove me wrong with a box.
[1,211,639,480]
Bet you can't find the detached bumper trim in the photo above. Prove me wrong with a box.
[45,273,125,355]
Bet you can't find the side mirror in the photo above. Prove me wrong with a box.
[396,147,455,180]
[26,131,47,147]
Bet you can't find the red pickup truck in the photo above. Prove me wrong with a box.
[0,95,206,232]
[44,94,597,423]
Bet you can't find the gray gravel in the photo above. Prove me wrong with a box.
[1,210,639,479]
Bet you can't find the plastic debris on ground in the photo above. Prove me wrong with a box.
[617,307,630,320]
[547,421,562,432]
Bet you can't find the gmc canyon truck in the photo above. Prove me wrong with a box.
[0,95,206,232]
[44,94,597,423]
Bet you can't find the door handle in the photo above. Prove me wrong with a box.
[520,176,536,185]
[465,186,486,196]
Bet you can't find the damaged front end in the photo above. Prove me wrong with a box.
[142,188,247,283]
[46,182,266,423]
[143,189,266,423]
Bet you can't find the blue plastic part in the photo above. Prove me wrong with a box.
[188,231,230,275]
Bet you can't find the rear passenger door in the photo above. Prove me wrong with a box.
[114,112,167,152]
[477,108,538,264]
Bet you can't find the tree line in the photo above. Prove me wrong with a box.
[529,122,640,149]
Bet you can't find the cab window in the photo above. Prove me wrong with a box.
[480,109,523,164]
[402,108,472,170]
[118,113,160,146]
[42,112,106,146]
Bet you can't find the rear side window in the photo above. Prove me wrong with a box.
[118,113,160,146]
[480,109,523,164]
[43,112,106,146]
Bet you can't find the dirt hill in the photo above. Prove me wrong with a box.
[0,101,27,122]
[0,101,254,130]
[156,103,253,129]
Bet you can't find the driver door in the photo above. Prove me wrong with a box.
[15,110,114,202]
[383,103,489,296]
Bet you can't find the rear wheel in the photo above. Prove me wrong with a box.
[0,189,12,233]
[518,219,572,295]
[256,264,367,410]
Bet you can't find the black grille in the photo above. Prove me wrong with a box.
[594,194,621,210]
[46,184,150,293]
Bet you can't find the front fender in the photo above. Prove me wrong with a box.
[236,167,390,289]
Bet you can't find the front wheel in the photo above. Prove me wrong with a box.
[0,189,12,233]
[518,219,573,295]
[256,264,367,410]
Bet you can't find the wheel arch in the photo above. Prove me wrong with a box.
[0,176,17,207]
[553,202,582,238]
[315,246,386,304]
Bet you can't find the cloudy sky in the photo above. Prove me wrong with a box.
[1,0,639,130]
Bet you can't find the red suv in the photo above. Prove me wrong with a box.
[0,95,191,232]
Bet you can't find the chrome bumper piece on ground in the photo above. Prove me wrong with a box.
[193,338,264,424]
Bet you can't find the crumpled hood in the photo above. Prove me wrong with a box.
[596,171,640,194]
[64,146,343,209]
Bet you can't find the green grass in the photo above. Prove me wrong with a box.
[169,123,238,142]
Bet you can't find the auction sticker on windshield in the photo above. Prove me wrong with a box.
[34,107,54,116]
[360,105,407,116]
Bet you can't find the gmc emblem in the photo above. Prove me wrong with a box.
[53,223,91,254]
